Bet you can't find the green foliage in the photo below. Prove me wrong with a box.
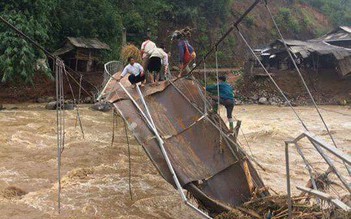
[244,15,255,28]
[301,0,351,26]
[0,0,55,83]
[276,8,301,34]
[56,0,123,60]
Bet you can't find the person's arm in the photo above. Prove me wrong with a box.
[137,63,144,76]
[206,84,217,92]
[119,65,128,81]
[140,42,145,56]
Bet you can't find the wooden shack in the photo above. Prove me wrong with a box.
[54,37,110,72]
[317,26,351,49]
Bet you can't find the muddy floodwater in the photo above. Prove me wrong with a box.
[0,104,350,218]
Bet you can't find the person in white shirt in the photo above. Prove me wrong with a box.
[117,57,145,88]
[148,47,169,85]
[140,36,156,83]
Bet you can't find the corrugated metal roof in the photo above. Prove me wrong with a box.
[270,37,351,77]
[66,37,111,50]
[316,26,351,42]
[339,26,351,34]
[53,44,74,56]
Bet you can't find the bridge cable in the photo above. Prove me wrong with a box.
[265,4,338,149]
[215,47,224,153]
[0,16,97,98]
[265,3,351,175]
[64,68,85,138]
[123,117,133,200]
[236,27,309,132]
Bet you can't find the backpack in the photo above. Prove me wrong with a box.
[184,42,196,64]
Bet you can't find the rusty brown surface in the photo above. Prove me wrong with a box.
[105,77,267,213]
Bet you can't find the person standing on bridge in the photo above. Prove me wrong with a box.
[140,36,156,83]
[206,75,235,131]
[117,57,145,88]
[148,46,169,85]
[172,28,196,78]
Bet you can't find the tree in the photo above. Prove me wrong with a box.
[0,0,55,83]
[54,0,123,60]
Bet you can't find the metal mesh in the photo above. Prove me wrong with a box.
[97,60,123,100]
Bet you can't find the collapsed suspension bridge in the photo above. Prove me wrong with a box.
[0,0,350,218]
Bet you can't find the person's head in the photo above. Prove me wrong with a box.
[219,75,227,82]
[183,27,191,38]
[171,30,182,41]
[128,57,135,65]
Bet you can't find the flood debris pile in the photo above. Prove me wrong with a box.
[1,186,27,199]
[216,195,351,219]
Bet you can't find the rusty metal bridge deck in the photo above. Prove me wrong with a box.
[101,75,268,215]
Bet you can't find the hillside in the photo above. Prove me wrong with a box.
[0,0,345,103]
[168,0,333,67]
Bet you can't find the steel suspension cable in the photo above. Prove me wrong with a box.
[64,68,85,138]
[123,117,133,200]
[266,3,351,176]
[0,16,96,98]
[265,4,337,148]
[215,48,223,152]
[236,27,309,131]
[204,60,208,114]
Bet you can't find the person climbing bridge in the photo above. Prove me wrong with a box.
[172,27,196,78]
[206,75,235,131]
[148,46,169,85]
[117,57,145,88]
[140,35,156,83]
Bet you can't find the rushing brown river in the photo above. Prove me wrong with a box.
[0,104,350,218]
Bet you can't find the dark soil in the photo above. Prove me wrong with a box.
[0,71,103,103]
[236,69,351,106]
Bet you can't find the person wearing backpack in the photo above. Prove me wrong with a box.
[172,28,196,77]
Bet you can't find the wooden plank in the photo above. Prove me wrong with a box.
[297,186,351,211]
[304,131,351,165]
[296,186,333,200]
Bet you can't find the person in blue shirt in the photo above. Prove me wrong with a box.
[206,75,235,131]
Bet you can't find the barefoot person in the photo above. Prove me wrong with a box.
[117,57,145,88]
[140,36,156,83]
[206,75,235,131]
[148,47,169,85]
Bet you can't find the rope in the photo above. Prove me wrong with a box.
[215,48,223,153]
[265,4,339,149]
[168,80,271,172]
[266,3,351,176]
[233,115,255,158]
[184,0,261,77]
[0,16,96,98]
[55,59,65,214]
[236,27,309,132]
[78,75,83,103]
[123,117,133,200]
[111,110,117,147]
[64,68,85,138]
[204,60,208,114]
